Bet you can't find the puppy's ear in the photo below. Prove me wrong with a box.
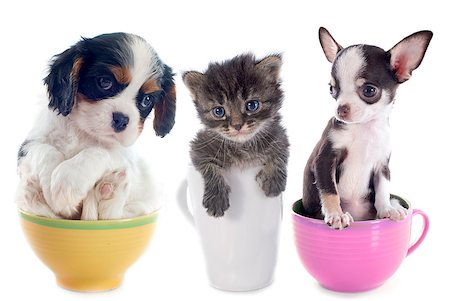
[182,71,205,100]
[256,54,282,83]
[153,64,176,137]
[388,30,433,83]
[319,27,343,63]
[44,42,84,116]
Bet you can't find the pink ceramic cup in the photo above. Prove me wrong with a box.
[292,195,429,292]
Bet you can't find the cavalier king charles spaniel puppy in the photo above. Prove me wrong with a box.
[16,33,176,220]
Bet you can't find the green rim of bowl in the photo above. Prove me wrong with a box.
[19,210,158,230]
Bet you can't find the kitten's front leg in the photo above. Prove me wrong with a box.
[256,162,287,197]
[200,164,230,217]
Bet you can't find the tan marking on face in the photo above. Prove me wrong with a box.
[71,58,83,82]
[138,120,145,134]
[141,79,161,94]
[110,66,132,84]
[330,77,336,86]
[356,78,366,87]
[320,193,343,215]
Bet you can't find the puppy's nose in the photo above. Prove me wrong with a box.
[337,104,350,119]
[112,112,129,133]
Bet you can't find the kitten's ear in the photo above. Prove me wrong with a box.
[319,27,343,63]
[182,71,205,99]
[388,30,433,83]
[256,54,282,82]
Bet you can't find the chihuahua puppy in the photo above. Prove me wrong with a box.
[303,27,432,229]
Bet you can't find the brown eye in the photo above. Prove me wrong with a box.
[212,106,225,118]
[97,76,113,91]
[329,84,337,97]
[358,83,381,103]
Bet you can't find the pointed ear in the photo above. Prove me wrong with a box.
[44,43,83,116]
[182,71,205,99]
[153,64,176,137]
[319,27,343,63]
[256,54,282,82]
[388,30,433,83]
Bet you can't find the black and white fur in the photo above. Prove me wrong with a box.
[303,27,432,229]
[16,33,176,220]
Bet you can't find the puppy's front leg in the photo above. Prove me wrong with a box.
[374,165,407,220]
[314,149,353,229]
[49,147,111,218]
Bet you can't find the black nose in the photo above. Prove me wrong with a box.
[233,124,243,131]
[112,112,129,133]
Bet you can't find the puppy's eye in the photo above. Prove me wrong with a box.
[212,106,225,118]
[358,84,381,103]
[245,100,260,112]
[97,76,114,91]
[362,85,377,98]
[329,84,337,97]
[141,94,155,108]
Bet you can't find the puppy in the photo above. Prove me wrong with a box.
[303,27,432,229]
[16,33,176,220]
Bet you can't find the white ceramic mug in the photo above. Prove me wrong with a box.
[179,164,282,291]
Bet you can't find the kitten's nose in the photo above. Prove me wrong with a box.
[233,124,243,131]
[337,104,350,119]
[112,112,129,132]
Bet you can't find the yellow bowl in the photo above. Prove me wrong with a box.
[19,210,158,292]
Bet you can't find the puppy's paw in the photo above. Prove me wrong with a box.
[324,212,354,230]
[377,206,407,221]
[96,170,127,200]
[256,168,286,197]
[50,164,91,218]
[202,183,230,217]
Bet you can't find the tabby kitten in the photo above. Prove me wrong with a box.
[183,53,289,217]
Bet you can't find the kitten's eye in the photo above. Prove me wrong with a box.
[245,100,260,112]
[212,106,225,118]
[358,84,380,103]
[96,76,114,91]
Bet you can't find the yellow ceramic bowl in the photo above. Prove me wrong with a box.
[19,210,158,292]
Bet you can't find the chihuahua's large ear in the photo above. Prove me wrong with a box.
[44,42,84,116]
[388,30,433,83]
[319,27,343,63]
[153,64,176,137]
[182,71,205,100]
[256,54,282,83]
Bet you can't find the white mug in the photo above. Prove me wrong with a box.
[179,163,282,292]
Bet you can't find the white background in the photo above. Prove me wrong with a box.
[1,0,449,300]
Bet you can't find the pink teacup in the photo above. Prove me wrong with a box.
[292,195,429,292]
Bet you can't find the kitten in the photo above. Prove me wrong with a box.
[183,53,289,217]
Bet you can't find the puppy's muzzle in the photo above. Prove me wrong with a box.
[112,112,129,133]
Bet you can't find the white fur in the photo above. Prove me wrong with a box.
[16,35,162,220]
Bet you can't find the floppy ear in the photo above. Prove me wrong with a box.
[319,27,343,63]
[388,30,433,83]
[182,70,205,100]
[153,64,176,137]
[256,54,282,83]
[44,42,84,116]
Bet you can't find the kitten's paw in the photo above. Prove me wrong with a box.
[377,206,407,221]
[202,184,230,217]
[256,169,286,197]
[324,212,354,230]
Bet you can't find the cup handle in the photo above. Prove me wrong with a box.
[406,209,429,256]
[176,179,195,226]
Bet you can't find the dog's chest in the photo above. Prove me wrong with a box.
[330,122,391,203]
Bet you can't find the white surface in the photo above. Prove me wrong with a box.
[1,0,448,300]
[186,165,282,291]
